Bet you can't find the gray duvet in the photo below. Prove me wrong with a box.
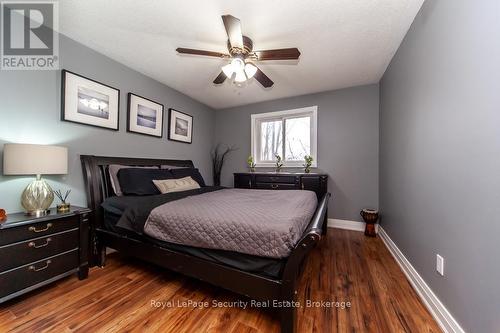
[143,188,318,258]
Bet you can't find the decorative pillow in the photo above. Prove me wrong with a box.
[170,168,206,187]
[108,164,157,196]
[117,168,174,196]
[160,165,189,170]
[153,176,200,194]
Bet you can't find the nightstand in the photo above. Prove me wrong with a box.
[0,206,90,303]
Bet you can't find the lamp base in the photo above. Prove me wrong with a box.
[21,175,54,216]
[25,209,51,217]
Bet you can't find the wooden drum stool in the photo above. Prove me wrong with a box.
[360,208,379,237]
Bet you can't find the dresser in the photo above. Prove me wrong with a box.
[234,172,328,199]
[0,206,90,303]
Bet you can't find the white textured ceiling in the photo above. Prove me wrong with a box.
[59,0,424,109]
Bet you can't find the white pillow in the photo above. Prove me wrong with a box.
[153,176,200,194]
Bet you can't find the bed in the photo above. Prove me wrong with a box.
[80,155,330,333]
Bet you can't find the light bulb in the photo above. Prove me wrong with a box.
[231,58,244,70]
[244,63,257,78]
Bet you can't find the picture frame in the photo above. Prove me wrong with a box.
[127,93,164,138]
[168,108,193,144]
[61,69,120,130]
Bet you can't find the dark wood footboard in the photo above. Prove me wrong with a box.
[80,155,330,333]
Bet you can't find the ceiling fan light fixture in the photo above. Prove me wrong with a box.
[244,63,257,79]
[222,63,234,78]
[234,69,247,83]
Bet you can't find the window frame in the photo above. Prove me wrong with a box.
[250,106,318,168]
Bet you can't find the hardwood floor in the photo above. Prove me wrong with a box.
[0,229,442,333]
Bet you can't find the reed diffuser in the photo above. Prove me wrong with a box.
[54,189,71,213]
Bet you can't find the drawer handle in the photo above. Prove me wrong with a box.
[271,184,279,189]
[29,260,52,272]
[28,238,52,249]
[29,223,53,233]
[271,177,279,181]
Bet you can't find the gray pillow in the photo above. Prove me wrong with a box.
[108,164,157,196]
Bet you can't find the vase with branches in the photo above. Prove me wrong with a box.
[211,144,237,186]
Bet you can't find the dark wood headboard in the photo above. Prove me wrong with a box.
[80,155,194,228]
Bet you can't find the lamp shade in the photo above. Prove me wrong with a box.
[3,144,68,175]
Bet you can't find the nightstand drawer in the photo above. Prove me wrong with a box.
[255,175,297,184]
[0,249,79,300]
[255,183,298,190]
[0,229,79,272]
[0,216,78,246]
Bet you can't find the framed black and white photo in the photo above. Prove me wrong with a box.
[168,108,193,144]
[61,70,120,130]
[127,93,164,137]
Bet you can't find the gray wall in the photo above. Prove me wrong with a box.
[380,1,500,332]
[215,85,379,221]
[0,34,215,213]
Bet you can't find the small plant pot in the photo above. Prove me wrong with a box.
[57,203,70,213]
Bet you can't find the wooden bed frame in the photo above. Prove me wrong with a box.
[80,155,330,333]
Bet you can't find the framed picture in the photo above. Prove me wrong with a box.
[61,70,120,130]
[168,108,193,144]
[127,93,164,138]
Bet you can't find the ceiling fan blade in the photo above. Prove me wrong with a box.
[221,15,243,49]
[253,67,274,88]
[254,48,301,61]
[213,71,226,84]
[176,48,229,58]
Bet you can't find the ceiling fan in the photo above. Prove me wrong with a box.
[176,15,301,88]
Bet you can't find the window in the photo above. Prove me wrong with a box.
[251,106,317,167]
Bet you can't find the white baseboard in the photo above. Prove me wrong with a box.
[327,218,379,233]
[378,227,465,333]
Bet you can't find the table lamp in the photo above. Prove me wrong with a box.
[3,143,68,217]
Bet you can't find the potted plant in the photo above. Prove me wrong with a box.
[303,155,313,173]
[247,155,256,172]
[275,154,283,172]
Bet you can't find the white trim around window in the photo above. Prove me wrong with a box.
[250,106,318,168]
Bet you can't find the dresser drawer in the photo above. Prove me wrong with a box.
[255,175,297,184]
[0,249,79,300]
[255,183,298,190]
[234,174,253,188]
[0,216,78,246]
[0,229,79,272]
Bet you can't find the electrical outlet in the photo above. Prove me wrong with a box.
[436,254,444,276]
